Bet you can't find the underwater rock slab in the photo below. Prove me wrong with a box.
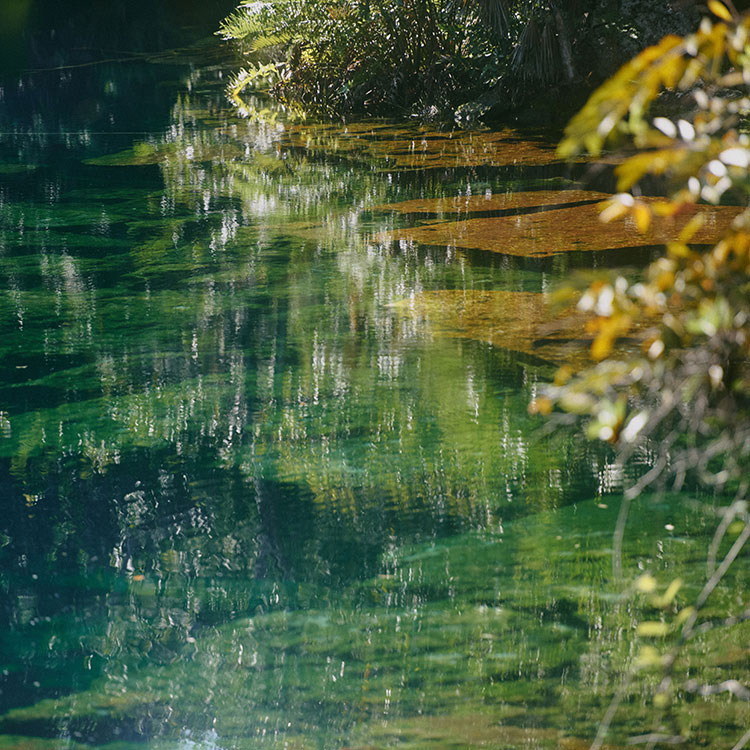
[390,290,607,367]
[285,125,563,169]
[374,189,611,216]
[381,202,740,258]
[351,712,568,749]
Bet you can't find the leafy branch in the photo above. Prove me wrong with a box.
[533,3,750,746]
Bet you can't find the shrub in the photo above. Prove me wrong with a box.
[218,0,697,121]
[218,0,500,119]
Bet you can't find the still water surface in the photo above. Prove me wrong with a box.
[0,9,744,750]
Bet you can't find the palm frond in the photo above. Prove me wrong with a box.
[475,0,510,37]
[251,32,292,52]
[217,3,274,41]
[510,14,565,84]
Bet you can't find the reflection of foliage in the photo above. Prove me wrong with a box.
[1,89,618,589]
[535,4,750,747]
[6,22,748,750]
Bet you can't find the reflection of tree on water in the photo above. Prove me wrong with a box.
[0,46,682,748]
[0,0,236,175]
[1,85,615,548]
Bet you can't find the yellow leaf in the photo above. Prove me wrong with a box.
[615,154,652,190]
[678,212,705,242]
[615,148,688,191]
[652,200,680,217]
[667,241,692,258]
[591,331,614,361]
[650,578,683,608]
[708,0,733,21]
[674,606,696,627]
[635,646,663,668]
[635,574,658,593]
[655,270,675,291]
[560,392,594,415]
[633,202,652,233]
[554,365,574,386]
[657,53,688,89]
[528,397,552,416]
[557,136,579,159]
[637,621,670,637]
[599,200,630,223]
[653,691,671,709]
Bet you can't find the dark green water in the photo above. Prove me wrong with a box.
[0,5,746,749]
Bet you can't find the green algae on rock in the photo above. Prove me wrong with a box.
[0,495,741,750]
[84,140,246,167]
[0,164,37,175]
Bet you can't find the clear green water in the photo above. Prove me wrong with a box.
[0,8,746,750]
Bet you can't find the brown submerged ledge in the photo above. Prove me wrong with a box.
[374,189,612,216]
[390,289,613,368]
[380,197,741,258]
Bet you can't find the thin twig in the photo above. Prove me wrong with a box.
[695,521,750,612]
[613,492,631,582]
[627,734,684,745]
[731,728,750,750]
[691,607,750,637]
[662,520,750,674]
[24,56,144,73]
[590,671,634,750]
[707,496,748,576]
[685,678,750,699]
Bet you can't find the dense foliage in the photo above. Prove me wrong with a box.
[534,3,750,744]
[218,0,499,119]
[217,0,697,121]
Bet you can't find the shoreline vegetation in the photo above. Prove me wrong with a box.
[217,0,700,126]
[535,7,750,744]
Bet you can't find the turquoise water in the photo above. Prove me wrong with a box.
[0,6,746,749]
